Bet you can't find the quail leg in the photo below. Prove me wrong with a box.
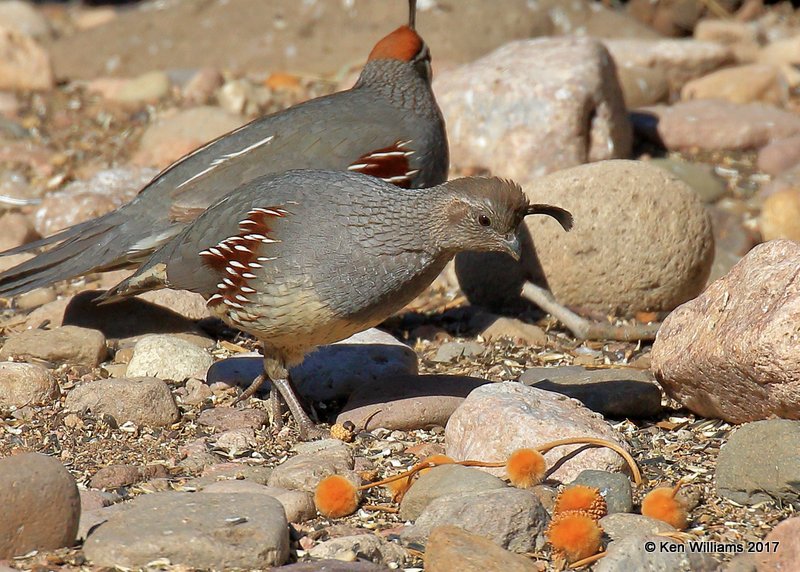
[264,356,327,440]
[232,372,268,405]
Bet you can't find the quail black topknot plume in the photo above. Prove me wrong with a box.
[0,0,447,297]
[101,169,572,438]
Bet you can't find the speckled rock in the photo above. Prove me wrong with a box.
[309,535,412,568]
[200,480,315,523]
[446,382,630,482]
[83,492,289,568]
[595,535,719,572]
[756,516,800,572]
[402,487,549,553]
[599,513,675,542]
[0,453,80,558]
[0,325,107,366]
[126,334,213,381]
[0,362,59,407]
[652,240,800,423]
[399,464,507,521]
[570,470,634,514]
[268,440,355,493]
[456,160,714,315]
[435,36,630,185]
[65,377,180,426]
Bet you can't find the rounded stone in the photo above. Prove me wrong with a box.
[0,453,80,558]
[0,362,59,407]
[456,160,714,315]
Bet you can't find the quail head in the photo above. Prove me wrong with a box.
[103,169,572,439]
[0,0,447,298]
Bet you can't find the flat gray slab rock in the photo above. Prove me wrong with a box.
[599,513,675,543]
[337,375,488,432]
[83,492,289,569]
[399,464,507,521]
[0,453,80,559]
[521,366,662,418]
[716,419,800,504]
[200,480,315,523]
[446,382,629,482]
[402,487,549,554]
[207,328,417,401]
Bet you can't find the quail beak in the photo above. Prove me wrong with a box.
[503,232,522,261]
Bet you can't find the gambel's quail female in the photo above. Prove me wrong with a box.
[101,169,573,439]
[0,0,447,297]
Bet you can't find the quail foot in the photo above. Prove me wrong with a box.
[101,169,572,439]
[0,0,447,297]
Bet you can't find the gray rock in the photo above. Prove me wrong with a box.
[716,420,800,504]
[424,525,541,572]
[520,366,662,418]
[595,535,719,572]
[456,160,714,316]
[0,453,80,558]
[268,440,355,493]
[83,492,289,568]
[571,470,633,514]
[126,334,213,381]
[479,316,547,346]
[309,535,411,567]
[435,36,630,186]
[599,513,675,542]
[446,382,630,482]
[137,289,211,320]
[337,375,488,432]
[200,481,315,523]
[433,341,486,363]
[78,503,129,542]
[65,377,180,427]
[399,464,507,521]
[207,329,417,401]
[616,64,669,108]
[403,488,549,553]
[648,158,727,204]
[0,362,59,407]
[192,462,273,486]
[0,325,107,366]
[652,241,800,423]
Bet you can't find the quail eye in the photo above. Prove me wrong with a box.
[478,214,491,227]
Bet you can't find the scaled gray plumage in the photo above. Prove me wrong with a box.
[0,10,447,297]
[104,169,572,438]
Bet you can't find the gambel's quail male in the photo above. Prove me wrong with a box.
[101,169,573,439]
[0,0,447,297]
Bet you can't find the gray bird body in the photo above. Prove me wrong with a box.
[0,41,447,297]
[104,168,572,438]
[110,170,464,363]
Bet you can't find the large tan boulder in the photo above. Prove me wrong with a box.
[455,160,714,316]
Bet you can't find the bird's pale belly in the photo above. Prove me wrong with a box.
[209,285,377,364]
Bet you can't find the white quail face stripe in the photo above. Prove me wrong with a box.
[198,206,288,311]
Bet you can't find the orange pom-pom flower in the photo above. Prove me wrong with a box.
[554,485,607,520]
[506,448,547,488]
[641,484,688,530]
[546,511,603,563]
[314,475,359,518]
